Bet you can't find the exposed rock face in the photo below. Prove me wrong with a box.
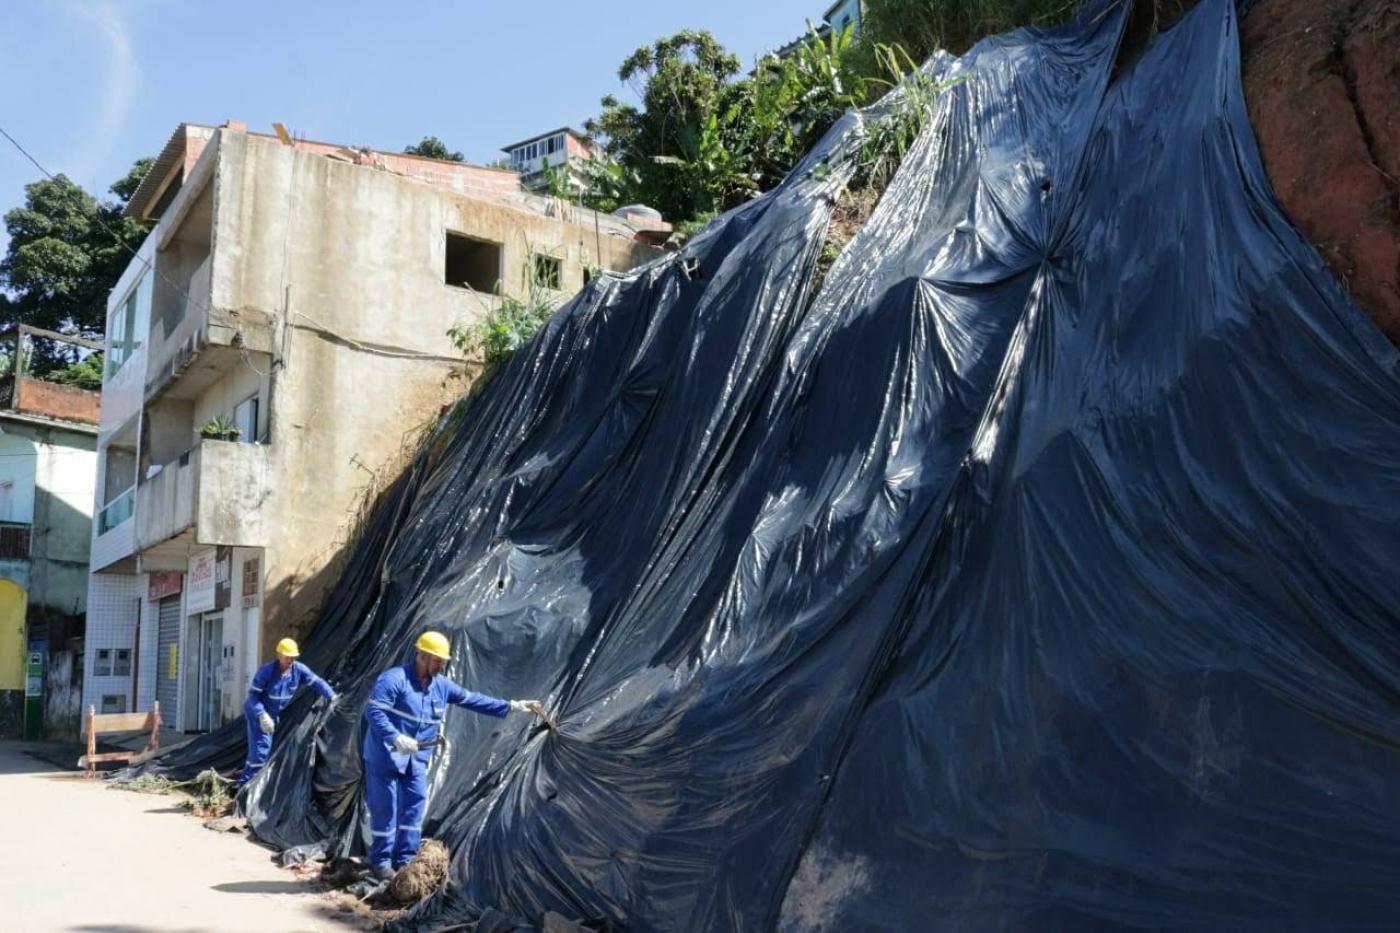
[1239,0,1400,343]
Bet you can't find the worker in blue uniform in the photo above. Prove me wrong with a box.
[239,637,337,786]
[361,630,546,879]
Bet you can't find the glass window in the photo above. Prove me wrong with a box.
[106,272,150,378]
[95,649,113,676]
[114,649,132,677]
[232,394,259,443]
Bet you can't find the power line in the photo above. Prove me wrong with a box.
[1,122,282,387]
[0,122,216,327]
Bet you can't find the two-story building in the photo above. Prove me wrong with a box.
[772,0,866,58]
[0,328,100,739]
[501,127,594,193]
[82,121,662,732]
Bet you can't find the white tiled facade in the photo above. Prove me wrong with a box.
[82,551,267,733]
[81,573,143,717]
[89,523,136,574]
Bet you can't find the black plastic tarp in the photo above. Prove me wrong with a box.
[131,0,1400,927]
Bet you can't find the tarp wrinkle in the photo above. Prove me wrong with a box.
[126,1,1400,929]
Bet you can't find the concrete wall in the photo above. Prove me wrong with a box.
[29,425,97,619]
[0,419,97,619]
[196,441,271,548]
[191,367,265,443]
[143,396,195,470]
[0,433,36,523]
[94,125,664,692]
[207,129,660,660]
[135,450,195,548]
[44,648,81,738]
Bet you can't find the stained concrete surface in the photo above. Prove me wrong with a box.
[0,741,364,932]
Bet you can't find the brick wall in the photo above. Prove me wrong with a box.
[565,134,593,160]
[14,378,100,425]
[274,137,525,205]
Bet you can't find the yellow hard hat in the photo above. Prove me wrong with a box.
[415,630,452,661]
[275,637,300,658]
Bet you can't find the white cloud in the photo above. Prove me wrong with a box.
[63,0,140,192]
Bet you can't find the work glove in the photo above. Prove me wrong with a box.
[509,699,543,715]
[258,712,275,735]
[392,734,419,755]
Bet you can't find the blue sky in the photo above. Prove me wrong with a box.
[0,0,823,259]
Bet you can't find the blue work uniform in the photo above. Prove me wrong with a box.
[361,663,509,869]
[239,659,335,785]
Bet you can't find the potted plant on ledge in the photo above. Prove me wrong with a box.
[199,416,241,442]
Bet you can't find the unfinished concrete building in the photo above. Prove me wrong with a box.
[83,122,663,732]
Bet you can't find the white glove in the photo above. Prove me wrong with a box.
[509,699,542,715]
[258,712,275,735]
[392,734,419,754]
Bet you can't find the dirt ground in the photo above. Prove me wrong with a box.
[0,741,371,933]
[1241,0,1400,342]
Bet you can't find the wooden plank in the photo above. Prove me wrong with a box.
[90,712,156,732]
[14,324,105,351]
[79,752,137,765]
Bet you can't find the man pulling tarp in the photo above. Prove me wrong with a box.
[240,638,336,786]
[361,630,548,880]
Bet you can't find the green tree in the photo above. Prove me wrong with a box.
[404,136,465,162]
[584,30,749,221]
[858,0,1107,62]
[0,157,152,338]
[48,351,105,390]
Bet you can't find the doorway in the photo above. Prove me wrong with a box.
[192,612,223,732]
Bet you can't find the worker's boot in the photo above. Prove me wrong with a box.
[372,865,395,882]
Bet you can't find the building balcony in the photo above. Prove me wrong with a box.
[142,160,275,406]
[135,439,271,563]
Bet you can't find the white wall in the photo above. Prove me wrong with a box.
[81,572,143,721]
[0,434,36,524]
[99,264,153,441]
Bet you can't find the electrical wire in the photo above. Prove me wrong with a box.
[0,123,216,324]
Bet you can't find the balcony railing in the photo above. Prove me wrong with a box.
[135,439,271,552]
[98,487,135,535]
[0,521,31,560]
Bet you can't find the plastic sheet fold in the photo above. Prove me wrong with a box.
[129,1,1400,928]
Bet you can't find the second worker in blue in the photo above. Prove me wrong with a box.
[361,629,547,879]
[240,637,337,786]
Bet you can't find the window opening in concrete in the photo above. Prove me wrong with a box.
[95,649,113,676]
[100,694,127,714]
[445,233,502,293]
[532,253,562,290]
[114,648,132,677]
